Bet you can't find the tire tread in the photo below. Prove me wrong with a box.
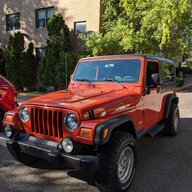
[95,131,136,192]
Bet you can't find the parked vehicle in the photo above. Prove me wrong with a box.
[0,75,18,130]
[0,55,179,192]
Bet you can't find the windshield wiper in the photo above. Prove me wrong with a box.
[74,78,95,87]
[103,78,126,89]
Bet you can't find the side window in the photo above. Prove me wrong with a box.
[162,62,175,83]
[146,62,159,86]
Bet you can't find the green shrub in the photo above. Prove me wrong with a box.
[39,13,72,90]
[6,32,25,90]
[176,78,184,87]
[181,67,192,74]
[0,49,6,76]
[22,43,37,90]
[55,53,80,90]
[5,32,37,91]
[37,84,47,92]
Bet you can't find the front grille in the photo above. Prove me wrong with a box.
[31,108,64,138]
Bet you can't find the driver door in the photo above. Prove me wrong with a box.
[144,61,161,129]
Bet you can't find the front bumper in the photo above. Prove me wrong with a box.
[0,132,99,172]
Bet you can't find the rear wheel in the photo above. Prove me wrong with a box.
[95,131,137,192]
[164,103,180,136]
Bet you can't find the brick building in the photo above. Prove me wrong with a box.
[0,0,103,60]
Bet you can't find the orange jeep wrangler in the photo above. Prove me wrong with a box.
[0,55,179,192]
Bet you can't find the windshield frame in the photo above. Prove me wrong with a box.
[72,58,142,84]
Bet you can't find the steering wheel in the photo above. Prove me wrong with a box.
[114,76,122,80]
[123,76,136,81]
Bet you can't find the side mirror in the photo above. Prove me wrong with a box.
[70,74,73,80]
[151,73,161,85]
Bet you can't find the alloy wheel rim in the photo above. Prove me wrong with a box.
[174,109,179,132]
[117,146,134,184]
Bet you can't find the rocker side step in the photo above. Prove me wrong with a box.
[148,123,165,137]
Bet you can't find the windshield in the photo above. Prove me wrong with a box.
[73,59,141,83]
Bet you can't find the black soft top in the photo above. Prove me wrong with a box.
[80,54,174,64]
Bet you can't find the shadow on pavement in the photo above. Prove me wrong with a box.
[0,118,191,192]
[66,117,192,191]
[67,170,96,186]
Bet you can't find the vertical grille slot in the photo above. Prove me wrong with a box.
[44,110,48,135]
[30,107,63,139]
[39,109,43,134]
[58,112,63,138]
[35,108,39,133]
[31,108,34,132]
[48,111,53,136]
[53,111,58,137]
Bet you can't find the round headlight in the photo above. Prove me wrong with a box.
[20,107,30,123]
[4,125,14,138]
[64,113,78,131]
[61,137,74,153]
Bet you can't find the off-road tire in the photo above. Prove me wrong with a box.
[164,103,180,136]
[95,131,137,192]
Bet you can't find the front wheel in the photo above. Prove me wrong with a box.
[95,131,137,192]
[164,103,180,136]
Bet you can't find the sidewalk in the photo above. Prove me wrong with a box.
[176,75,192,92]
[18,91,53,104]
[18,90,53,97]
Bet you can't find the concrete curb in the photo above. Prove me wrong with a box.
[18,91,52,97]
[176,83,192,92]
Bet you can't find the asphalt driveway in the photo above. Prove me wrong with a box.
[0,87,192,192]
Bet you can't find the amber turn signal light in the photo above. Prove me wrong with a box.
[4,115,14,124]
[79,128,93,138]
[103,128,109,139]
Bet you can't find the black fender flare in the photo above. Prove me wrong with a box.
[94,114,136,145]
[164,93,179,119]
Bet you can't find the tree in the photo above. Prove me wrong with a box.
[82,0,192,59]
[0,48,6,76]
[6,32,25,90]
[119,0,192,58]
[6,33,37,91]
[55,53,79,90]
[80,32,125,56]
[39,13,71,90]
[22,42,37,90]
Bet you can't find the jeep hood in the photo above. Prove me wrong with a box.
[22,86,140,118]
[23,88,131,106]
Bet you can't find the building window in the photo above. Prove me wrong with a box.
[74,21,86,35]
[6,13,20,31]
[36,7,54,29]
[36,48,45,64]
